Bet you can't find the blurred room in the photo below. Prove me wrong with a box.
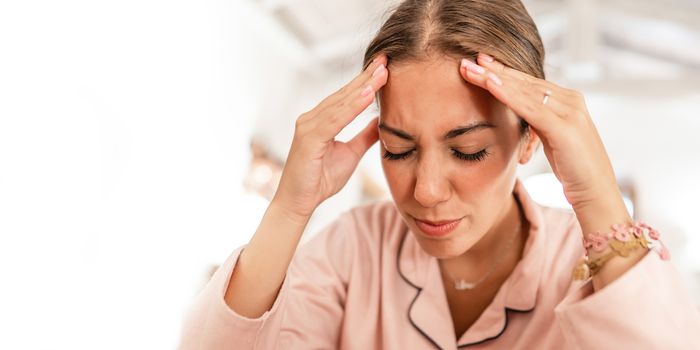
[1,0,699,348]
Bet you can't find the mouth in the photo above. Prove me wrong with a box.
[412,216,463,238]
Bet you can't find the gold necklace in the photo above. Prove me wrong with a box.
[443,217,522,291]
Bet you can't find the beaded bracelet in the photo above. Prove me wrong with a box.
[572,221,671,280]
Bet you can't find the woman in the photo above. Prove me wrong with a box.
[179,1,700,349]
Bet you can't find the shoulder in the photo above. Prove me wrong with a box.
[339,200,407,251]
[314,200,407,258]
[537,204,582,253]
[301,200,405,254]
[538,205,580,238]
[292,201,405,280]
[534,204,587,286]
[343,200,404,232]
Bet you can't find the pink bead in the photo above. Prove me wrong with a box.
[638,222,653,230]
[612,224,632,242]
[631,224,644,238]
[649,229,660,240]
[614,230,631,242]
[584,233,608,253]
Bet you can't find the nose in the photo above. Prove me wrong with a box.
[413,153,452,208]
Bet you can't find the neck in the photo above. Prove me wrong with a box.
[439,193,526,275]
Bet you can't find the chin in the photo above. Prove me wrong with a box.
[411,231,474,259]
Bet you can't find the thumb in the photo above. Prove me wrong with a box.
[347,116,379,159]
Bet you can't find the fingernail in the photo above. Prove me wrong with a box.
[361,85,374,97]
[461,59,485,74]
[480,53,494,63]
[372,64,385,78]
[487,72,502,86]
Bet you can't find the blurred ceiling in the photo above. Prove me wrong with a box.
[251,0,700,93]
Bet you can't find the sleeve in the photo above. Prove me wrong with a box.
[553,249,700,350]
[177,212,358,350]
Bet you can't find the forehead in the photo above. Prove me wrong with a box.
[379,56,506,133]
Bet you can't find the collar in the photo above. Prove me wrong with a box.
[397,177,547,349]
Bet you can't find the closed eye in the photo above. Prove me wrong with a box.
[451,149,489,162]
[383,149,414,161]
[383,149,490,162]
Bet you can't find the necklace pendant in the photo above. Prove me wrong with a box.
[455,279,476,290]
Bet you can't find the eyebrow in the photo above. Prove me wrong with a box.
[378,121,495,141]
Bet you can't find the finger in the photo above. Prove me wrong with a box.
[460,58,564,134]
[477,51,572,109]
[336,54,388,101]
[313,63,388,138]
[327,59,388,116]
[314,54,389,113]
[477,52,534,83]
[477,52,507,74]
[460,58,490,89]
[481,72,562,139]
[460,56,534,91]
[308,56,387,128]
[346,116,379,158]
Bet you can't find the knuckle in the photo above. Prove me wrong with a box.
[294,122,308,136]
[570,92,587,109]
[296,112,311,126]
[568,89,585,101]
[295,116,313,134]
[562,87,576,95]
[574,110,588,120]
[295,115,306,128]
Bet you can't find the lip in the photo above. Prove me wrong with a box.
[413,217,463,238]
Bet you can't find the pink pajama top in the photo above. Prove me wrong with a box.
[178,179,700,349]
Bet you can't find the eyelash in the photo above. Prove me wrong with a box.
[383,149,490,162]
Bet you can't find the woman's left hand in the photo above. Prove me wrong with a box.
[459,52,620,212]
[459,55,649,289]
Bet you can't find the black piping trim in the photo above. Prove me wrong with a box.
[396,230,536,350]
[397,231,443,350]
[456,307,534,348]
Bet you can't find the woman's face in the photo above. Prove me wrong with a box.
[378,56,537,259]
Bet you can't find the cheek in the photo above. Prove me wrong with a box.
[381,159,412,198]
[453,160,499,186]
[450,149,515,197]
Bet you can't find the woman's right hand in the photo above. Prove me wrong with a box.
[273,55,389,221]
